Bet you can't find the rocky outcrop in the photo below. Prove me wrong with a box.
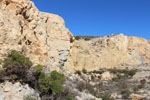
[69,34,150,72]
[130,94,146,100]
[0,82,40,100]
[0,0,74,72]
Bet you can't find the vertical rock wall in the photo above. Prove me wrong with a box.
[0,0,74,72]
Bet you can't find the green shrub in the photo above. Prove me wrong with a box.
[128,69,137,77]
[50,70,65,83]
[12,74,18,80]
[82,68,87,74]
[0,50,68,99]
[137,84,143,89]
[0,59,3,65]
[133,87,138,92]
[38,72,51,93]
[109,69,137,78]
[0,50,32,82]
[3,50,32,73]
[23,95,37,100]
[121,89,131,99]
[67,95,75,100]
[50,80,64,94]
[50,70,65,94]
[92,70,105,74]
[34,64,43,80]
[75,36,80,40]
[3,50,32,69]
[100,94,114,100]
[34,64,43,74]
[75,70,81,75]
[38,70,66,95]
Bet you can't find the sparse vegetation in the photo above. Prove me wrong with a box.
[0,50,75,100]
[75,36,80,40]
[90,70,105,74]
[100,94,114,100]
[67,95,75,100]
[109,69,137,77]
[73,68,140,100]
[75,70,81,75]
[0,50,32,82]
[133,86,138,92]
[0,50,147,100]
[121,89,131,99]
[82,68,87,74]
[75,36,98,41]
[23,95,38,100]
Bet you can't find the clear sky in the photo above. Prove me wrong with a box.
[31,0,150,40]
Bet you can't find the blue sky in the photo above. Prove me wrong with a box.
[31,0,150,40]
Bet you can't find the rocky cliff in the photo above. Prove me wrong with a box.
[0,0,149,73]
[0,0,74,72]
[1,0,150,100]
[69,34,150,71]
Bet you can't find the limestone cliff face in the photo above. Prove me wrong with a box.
[69,34,150,72]
[0,0,149,73]
[0,0,74,72]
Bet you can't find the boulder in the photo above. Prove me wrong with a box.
[0,82,40,100]
[101,71,112,80]
[130,94,145,100]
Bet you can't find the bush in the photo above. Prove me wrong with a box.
[109,69,137,80]
[33,64,43,81]
[50,71,65,94]
[82,68,87,74]
[38,70,65,95]
[75,70,81,75]
[100,94,114,100]
[91,70,105,74]
[34,64,43,75]
[137,84,143,89]
[133,87,138,92]
[121,89,131,99]
[0,50,32,82]
[67,95,75,100]
[75,36,80,40]
[38,72,51,93]
[0,50,70,99]
[23,95,38,100]
[3,50,32,69]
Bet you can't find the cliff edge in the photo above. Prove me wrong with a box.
[0,0,74,72]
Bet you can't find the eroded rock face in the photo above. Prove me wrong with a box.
[0,82,40,100]
[0,0,149,73]
[69,34,150,72]
[0,0,74,72]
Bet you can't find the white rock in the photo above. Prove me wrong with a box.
[101,71,112,80]
[0,82,40,100]
[130,94,146,100]
[4,87,11,92]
